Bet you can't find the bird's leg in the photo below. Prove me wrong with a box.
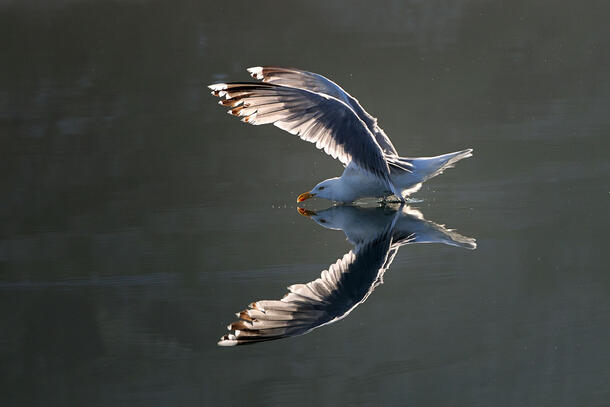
[386,194,406,204]
[388,183,406,204]
[381,194,404,204]
[380,194,396,204]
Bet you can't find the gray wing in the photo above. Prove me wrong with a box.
[247,66,398,156]
[209,82,392,182]
[218,231,396,346]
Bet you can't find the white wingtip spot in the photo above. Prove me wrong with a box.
[247,66,264,79]
[250,302,264,311]
[208,83,227,91]
[217,334,239,346]
[241,113,258,124]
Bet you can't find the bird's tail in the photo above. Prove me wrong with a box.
[408,149,473,182]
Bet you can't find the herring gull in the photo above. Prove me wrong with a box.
[209,67,472,203]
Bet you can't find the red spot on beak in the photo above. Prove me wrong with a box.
[297,191,315,202]
[297,207,317,217]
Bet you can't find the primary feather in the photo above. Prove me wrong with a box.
[246,66,398,156]
[208,81,394,186]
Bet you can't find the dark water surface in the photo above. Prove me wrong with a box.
[1,1,609,406]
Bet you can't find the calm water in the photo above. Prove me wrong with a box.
[1,0,609,406]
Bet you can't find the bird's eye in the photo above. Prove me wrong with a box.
[319,219,326,223]
[319,186,325,190]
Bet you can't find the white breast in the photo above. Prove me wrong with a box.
[340,163,390,200]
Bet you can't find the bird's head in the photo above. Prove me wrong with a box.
[296,206,343,230]
[297,178,342,202]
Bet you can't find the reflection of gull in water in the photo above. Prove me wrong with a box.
[218,205,475,346]
[209,67,472,203]
[303,205,476,250]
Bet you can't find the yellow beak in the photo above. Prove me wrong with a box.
[297,207,317,217]
[297,191,316,202]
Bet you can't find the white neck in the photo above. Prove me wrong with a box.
[317,178,359,202]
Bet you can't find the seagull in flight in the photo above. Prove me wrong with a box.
[218,204,476,346]
[209,67,473,203]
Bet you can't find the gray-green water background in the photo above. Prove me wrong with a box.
[1,1,608,406]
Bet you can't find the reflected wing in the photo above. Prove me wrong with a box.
[218,232,397,346]
[247,66,398,156]
[208,82,393,182]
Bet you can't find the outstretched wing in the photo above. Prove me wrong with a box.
[218,232,396,346]
[209,82,392,182]
[247,66,398,156]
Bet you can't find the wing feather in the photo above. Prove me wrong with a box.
[209,82,393,183]
[247,66,398,156]
[218,232,395,346]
